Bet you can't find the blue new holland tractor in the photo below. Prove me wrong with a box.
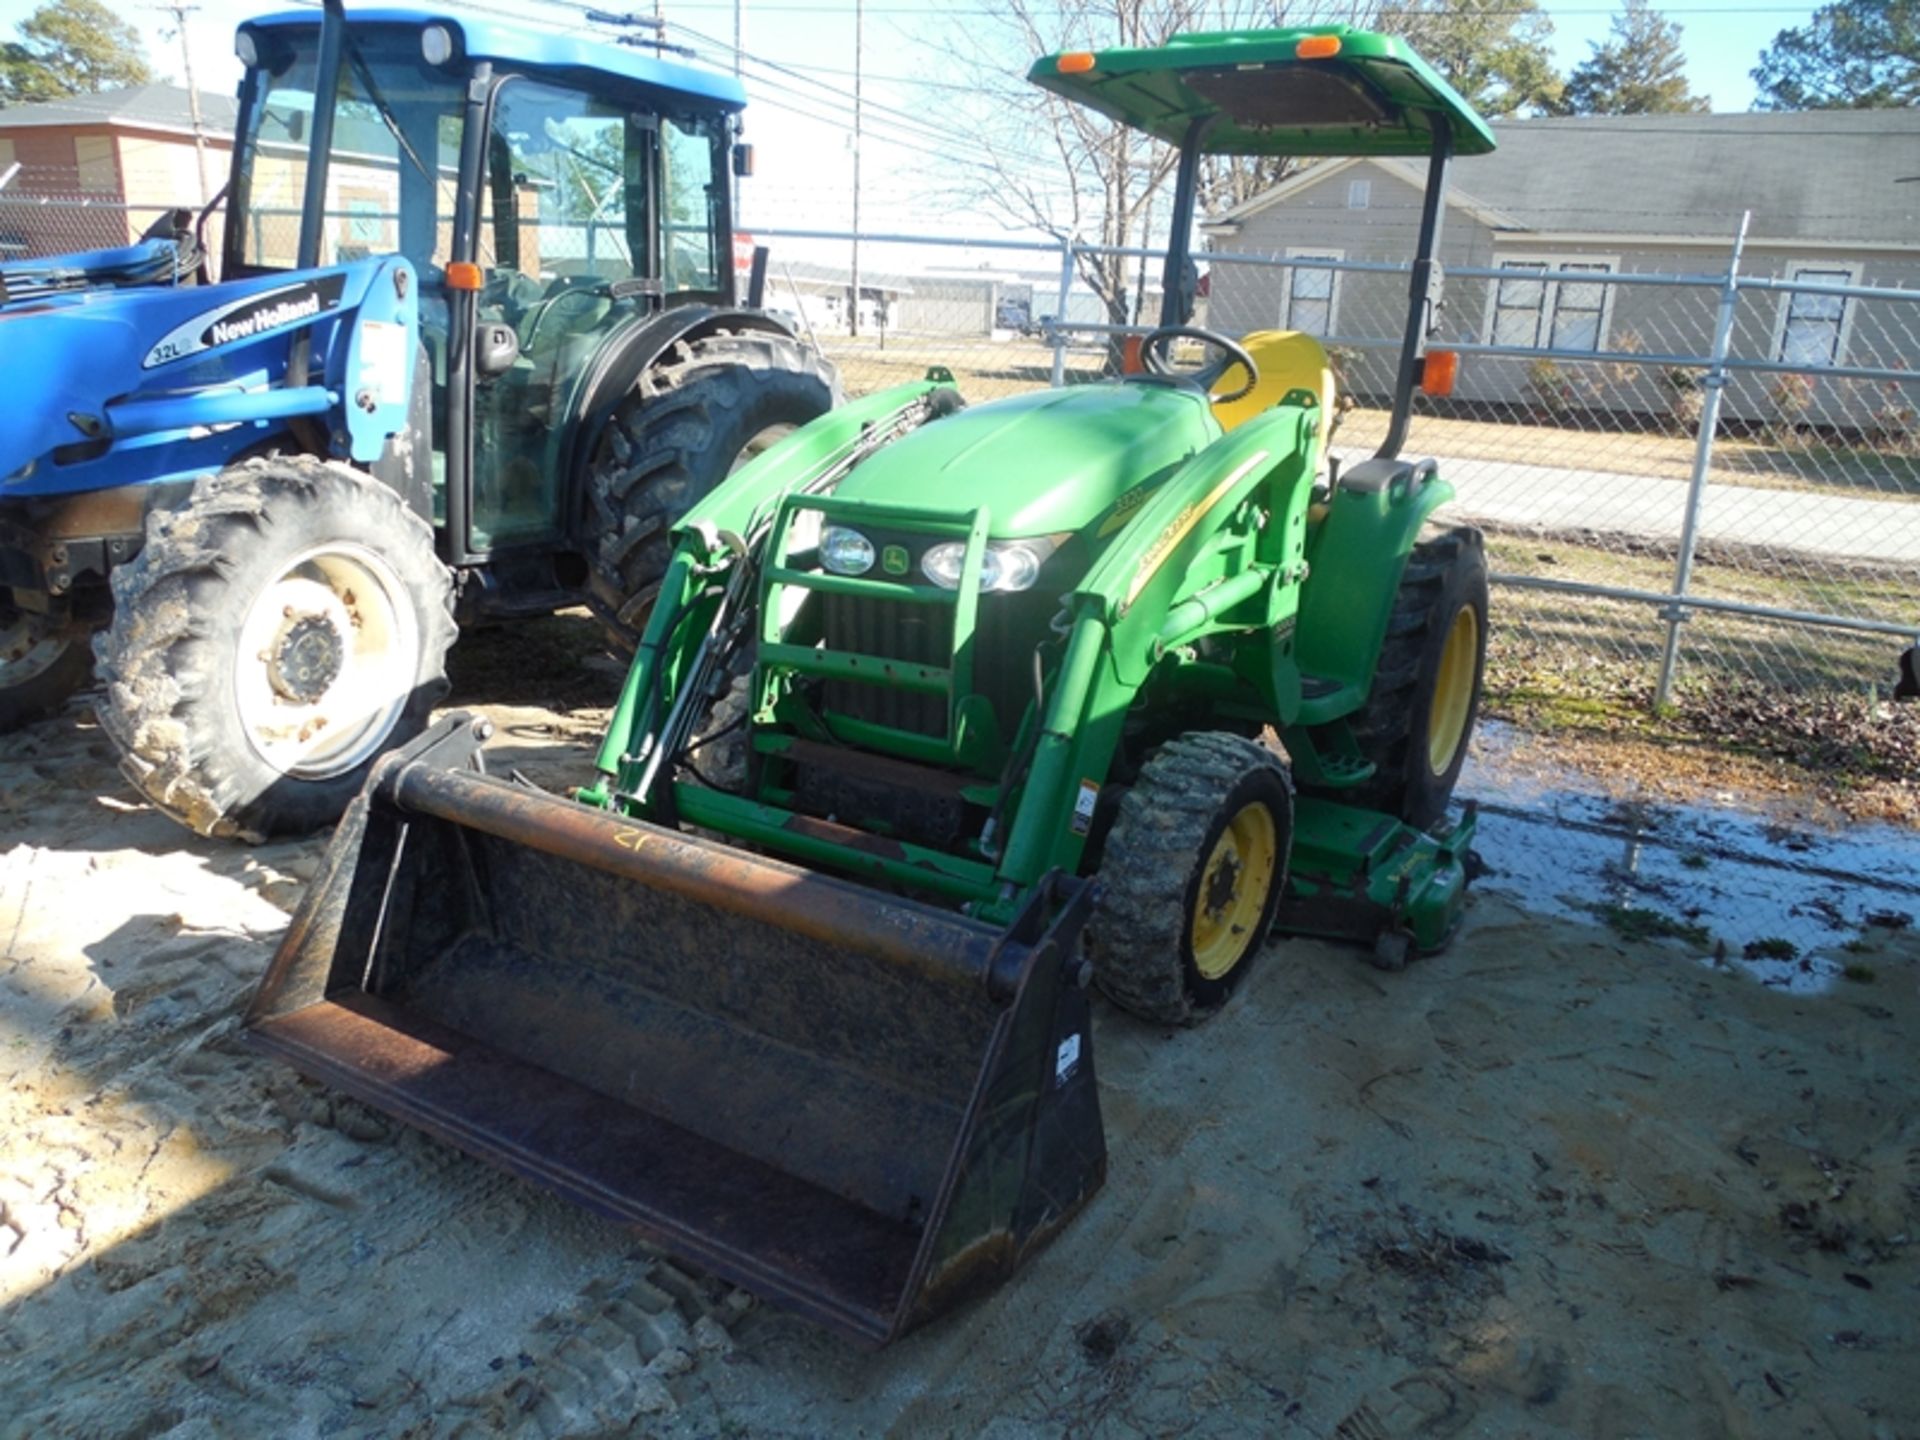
[0,1,837,840]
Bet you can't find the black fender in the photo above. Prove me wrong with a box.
[560,304,804,523]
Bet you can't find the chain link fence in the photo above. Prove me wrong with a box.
[784,228,1918,723]
[6,193,1910,779]
[1215,240,1919,729]
[0,165,184,259]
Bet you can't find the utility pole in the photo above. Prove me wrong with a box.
[732,0,743,222]
[152,2,212,206]
[849,0,862,338]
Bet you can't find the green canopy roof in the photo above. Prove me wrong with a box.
[1027,26,1497,158]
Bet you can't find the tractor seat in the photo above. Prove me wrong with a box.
[1209,330,1337,451]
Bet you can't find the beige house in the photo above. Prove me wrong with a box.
[1202,109,1920,429]
[0,84,236,257]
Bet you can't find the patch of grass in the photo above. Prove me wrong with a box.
[1843,963,1878,984]
[1588,902,1714,949]
[1744,936,1800,962]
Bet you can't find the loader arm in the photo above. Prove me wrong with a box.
[990,395,1322,896]
[586,377,961,801]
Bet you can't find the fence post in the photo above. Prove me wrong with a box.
[1655,211,1749,709]
[1050,234,1076,389]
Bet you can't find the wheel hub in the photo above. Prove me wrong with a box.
[235,545,420,782]
[1189,801,1279,981]
[1202,851,1243,919]
[267,612,345,703]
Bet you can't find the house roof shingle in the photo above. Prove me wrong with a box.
[1212,109,1920,245]
[0,84,238,139]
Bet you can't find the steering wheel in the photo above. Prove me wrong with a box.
[1137,325,1259,404]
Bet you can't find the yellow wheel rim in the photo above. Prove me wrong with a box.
[1189,801,1279,981]
[1428,605,1480,775]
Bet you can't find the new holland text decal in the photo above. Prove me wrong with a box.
[142,275,347,369]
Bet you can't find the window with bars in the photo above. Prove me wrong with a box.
[1283,250,1340,336]
[1775,265,1856,367]
[1487,257,1615,352]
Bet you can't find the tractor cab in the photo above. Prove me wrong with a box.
[2,0,835,843]
[227,9,751,551]
[1032,26,1495,461]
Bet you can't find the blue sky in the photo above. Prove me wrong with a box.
[0,0,1828,243]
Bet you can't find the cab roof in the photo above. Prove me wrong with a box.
[242,8,747,110]
[1028,26,1496,158]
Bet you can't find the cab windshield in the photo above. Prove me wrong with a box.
[228,25,466,273]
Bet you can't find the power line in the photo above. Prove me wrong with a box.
[572,5,1066,174]
[278,0,1054,183]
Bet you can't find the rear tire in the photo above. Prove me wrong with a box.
[1086,732,1293,1027]
[586,329,839,649]
[0,605,91,731]
[94,457,456,841]
[1311,526,1488,831]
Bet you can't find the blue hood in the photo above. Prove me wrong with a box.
[0,262,388,498]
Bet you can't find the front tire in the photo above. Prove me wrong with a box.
[1086,732,1294,1027]
[585,328,839,648]
[94,457,456,841]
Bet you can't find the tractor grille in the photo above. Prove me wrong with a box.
[821,593,1032,741]
[822,594,953,737]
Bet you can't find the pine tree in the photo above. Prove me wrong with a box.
[1385,0,1566,118]
[0,0,153,108]
[1752,0,1919,109]
[1559,0,1709,114]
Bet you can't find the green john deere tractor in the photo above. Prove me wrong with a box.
[246,27,1496,1344]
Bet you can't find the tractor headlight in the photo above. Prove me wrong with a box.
[421,24,456,65]
[820,525,875,576]
[921,539,1054,593]
[235,30,259,67]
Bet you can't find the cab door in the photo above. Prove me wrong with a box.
[463,78,653,551]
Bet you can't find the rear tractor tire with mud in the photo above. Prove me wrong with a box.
[1088,732,1295,1027]
[585,328,839,648]
[94,456,456,841]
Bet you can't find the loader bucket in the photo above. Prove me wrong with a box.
[244,715,1106,1345]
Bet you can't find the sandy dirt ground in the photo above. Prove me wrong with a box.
[2,616,1917,1439]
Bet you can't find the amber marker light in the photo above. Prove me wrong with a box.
[1295,35,1342,59]
[1057,51,1096,73]
[445,261,483,291]
[1421,349,1460,397]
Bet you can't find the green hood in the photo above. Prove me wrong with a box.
[835,382,1218,538]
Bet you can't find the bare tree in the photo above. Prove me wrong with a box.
[944,0,1563,355]
[947,0,1317,347]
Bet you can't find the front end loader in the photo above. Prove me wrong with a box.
[247,26,1496,1343]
